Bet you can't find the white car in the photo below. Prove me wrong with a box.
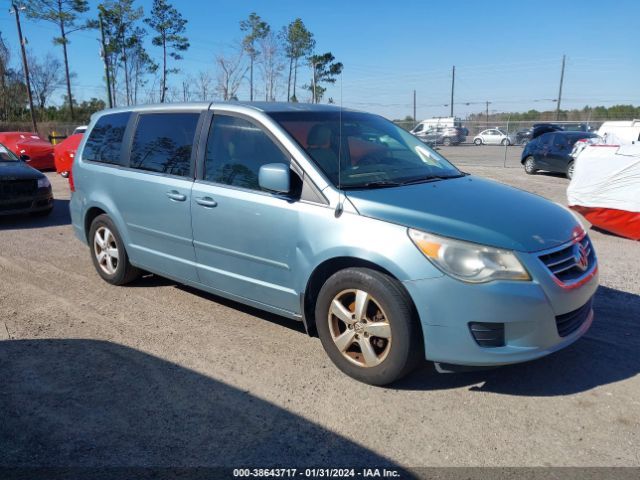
[72,125,88,135]
[474,129,514,146]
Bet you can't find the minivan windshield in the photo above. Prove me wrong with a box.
[268,111,462,189]
[0,144,19,162]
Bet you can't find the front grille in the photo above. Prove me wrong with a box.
[556,297,593,337]
[469,322,505,347]
[0,179,38,200]
[539,235,595,285]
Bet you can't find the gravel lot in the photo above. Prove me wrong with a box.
[1,145,638,472]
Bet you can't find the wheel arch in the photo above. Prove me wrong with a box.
[84,206,107,242]
[302,256,420,338]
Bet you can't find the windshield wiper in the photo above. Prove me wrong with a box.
[343,180,403,190]
[400,173,466,185]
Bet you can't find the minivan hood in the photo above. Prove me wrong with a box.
[345,176,580,252]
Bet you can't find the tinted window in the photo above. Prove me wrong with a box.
[0,144,19,161]
[540,133,554,145]
[204,115,289,190]
[129,113,199,177]
[554,135,568,147]
[83,112,131,164]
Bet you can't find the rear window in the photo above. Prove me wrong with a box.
[83,112,131,164]
[129,112,200,177]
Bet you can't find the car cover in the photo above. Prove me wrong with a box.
[0,132,55,170]
[567,144,640,240]
[54,133,83,174]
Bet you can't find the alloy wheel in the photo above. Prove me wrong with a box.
[328,289,392,368]
[93,226,119,275]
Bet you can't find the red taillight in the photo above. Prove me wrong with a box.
[68,166,75,192]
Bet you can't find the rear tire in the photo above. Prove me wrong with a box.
[89,214,140,285]
[524,156,537,175]
[315,268,423,386]
[442,137,452,146]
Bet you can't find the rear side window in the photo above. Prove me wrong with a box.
[83,112,131,164]
[129,112,200,177]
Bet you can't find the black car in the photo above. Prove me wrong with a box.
[516,128,533,145]
[521,131,598,179]
[0,142,53,216]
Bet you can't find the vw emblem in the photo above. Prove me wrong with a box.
[574,243,589,272]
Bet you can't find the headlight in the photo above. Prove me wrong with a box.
[408,229,530,283]
[37,177,50,189]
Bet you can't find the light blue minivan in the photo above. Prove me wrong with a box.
[70,103,598,385]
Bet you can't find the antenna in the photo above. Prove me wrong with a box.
[335,68,344,217]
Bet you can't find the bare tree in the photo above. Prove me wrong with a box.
[215,47,246,101]
[27,52,64,111]
[196,70,213,101]
[258,31,283,101]
[181,77,192,102]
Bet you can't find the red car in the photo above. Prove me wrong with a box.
[0,132,55,171]
[54,133,83,175]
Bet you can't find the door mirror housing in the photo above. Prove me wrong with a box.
[19,154,30,162]
[259,163,290,193]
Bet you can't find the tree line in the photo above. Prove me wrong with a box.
[467,105,640,123]
[0,0,343,126]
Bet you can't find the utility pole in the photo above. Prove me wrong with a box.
[10,2,37,133]
[450,65,455,117]
[99,12,113,108]
[485,101,491,128]
[413,90,416,127]
[556,54,566,121]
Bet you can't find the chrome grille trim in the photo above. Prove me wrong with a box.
[538,234,597,288]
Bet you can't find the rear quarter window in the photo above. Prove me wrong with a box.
[83,112,131,164]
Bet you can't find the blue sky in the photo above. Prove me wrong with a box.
[1,0,638,119]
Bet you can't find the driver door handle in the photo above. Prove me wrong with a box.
[166,190,186,202]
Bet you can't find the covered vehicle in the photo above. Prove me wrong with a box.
[0,132,55,170]
[54,133,83,176]
[567,144,640,240]
[0,142,54,216]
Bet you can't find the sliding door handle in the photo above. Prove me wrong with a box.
[195,197,217,208]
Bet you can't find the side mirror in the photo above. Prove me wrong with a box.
[19,154,30,162]
[259,163,290,193]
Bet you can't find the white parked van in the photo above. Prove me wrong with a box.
[411,116,463,133]
[597,120,640,145]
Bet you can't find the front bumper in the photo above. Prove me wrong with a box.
[403,260,598,366]
[0,190,53,216]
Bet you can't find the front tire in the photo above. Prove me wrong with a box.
[524,156,537,175]
[501,138,511,146]
[315,268,423,385]
[442,137,452,146]
[474,138,483,146]
[89,214,140,285]
[567,161,575,179]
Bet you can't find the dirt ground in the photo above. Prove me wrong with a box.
[1,144,638,472]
